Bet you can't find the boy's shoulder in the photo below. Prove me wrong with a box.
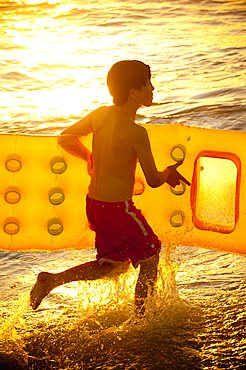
[91,105,112,128]
[131,122,148,136]
[92,105,110,117]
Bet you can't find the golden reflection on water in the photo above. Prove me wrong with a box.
[1,0,245,127]
[5,1,113,121]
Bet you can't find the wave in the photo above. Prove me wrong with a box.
[148,100,246,131]
[0,72,48,92]
[1,72,33,81]
[189,86,246,100]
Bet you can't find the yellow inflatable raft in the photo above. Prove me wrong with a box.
[0,124,245,255]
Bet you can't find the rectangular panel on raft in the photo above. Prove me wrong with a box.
[1,125,246,255]
[0,134,94,251]
[134,124,246,256]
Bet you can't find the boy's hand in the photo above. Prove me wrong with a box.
[165,160,191,188]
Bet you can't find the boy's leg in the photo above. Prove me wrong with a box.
[30,259,129,310]
[134,254,159,315]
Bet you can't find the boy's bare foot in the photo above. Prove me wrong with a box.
[30,272,55,310]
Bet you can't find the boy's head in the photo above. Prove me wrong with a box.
[107,60,151,106]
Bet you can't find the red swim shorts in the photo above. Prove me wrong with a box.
[86,196,161,268]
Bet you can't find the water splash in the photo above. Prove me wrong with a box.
[0,250,204,369]
[0,292,30,367]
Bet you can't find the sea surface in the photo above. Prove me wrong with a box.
[0,0,246,369]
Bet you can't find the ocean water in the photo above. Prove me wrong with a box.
[0,0,246,369]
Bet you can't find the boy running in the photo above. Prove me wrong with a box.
[30,60,190,315]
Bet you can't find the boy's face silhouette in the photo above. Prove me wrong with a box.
[132,77,154,108]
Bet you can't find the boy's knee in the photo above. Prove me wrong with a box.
[109,260,130,276]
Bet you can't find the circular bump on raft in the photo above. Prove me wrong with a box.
[48,187,65,205]
[170,181,186,196]
[4,186,21,204]
[171,144,186,162]
[5,154,22,172]
[170,210,185,227]
[47,218,63,235]
[4,217,20,235]
[50,156,67,174]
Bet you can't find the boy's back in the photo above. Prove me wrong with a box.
[89,105,144,202]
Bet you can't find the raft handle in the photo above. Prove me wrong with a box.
[3,217,20,235]
[170,210,185,227]
[171,144,186,162]
[47,218,63,235]
[170,181,186,196]
[4,186,21,204]
[50,156,67,174]
[48,187,65,205]
[5,154,22,172]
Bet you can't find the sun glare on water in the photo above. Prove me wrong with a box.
[2,0,245,130]
[4,1,113,124]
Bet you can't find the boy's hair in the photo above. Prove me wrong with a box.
[107,60,151,106]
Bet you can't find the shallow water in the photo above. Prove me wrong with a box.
[0,0,246,369]
[0,247,245,369]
